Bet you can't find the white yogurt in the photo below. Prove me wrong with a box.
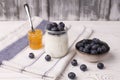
[45,30,68,58]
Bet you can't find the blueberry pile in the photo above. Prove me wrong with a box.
[76,38,110,55]
[47,22,65,32]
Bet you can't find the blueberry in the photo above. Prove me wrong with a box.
[47,23,53,30]
[101,45,107,53]
[90,42,95,46]
[103,42,110,52]
[82,39,89,44]
[97,47,103,53]
[80,64,87,71]
[58,22,65,31]
[71,59,78,66]
[91,44,99,50]
[58,25,64,31]
[52,22,58,27]
[90,50,97,54]
[97,63,104,69]
[93,38,100,43]
[45,55,51,61]
[68,72,76,79]
[79,47,84,52]
[51,26,59,31]
[29,53,35,59]
[85,44,91,50]
[76,42,84,49]
[59,22,65,28]
[82,39,91,44]
[83,48,90,53]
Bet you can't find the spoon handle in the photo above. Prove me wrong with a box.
[24,4,34,32]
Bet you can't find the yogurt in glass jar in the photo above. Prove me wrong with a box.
[45,22,68,58]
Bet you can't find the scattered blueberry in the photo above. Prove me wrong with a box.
[45,55,51,61]
[80,64,87,71]
[71,59,78,66]
[68,72,76,79]
[29,53,35,59]
[97,63,104,69]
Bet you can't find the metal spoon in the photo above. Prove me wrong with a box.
[24,4,35,32]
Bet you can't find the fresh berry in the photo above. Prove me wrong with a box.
[45,55,51,61]
[83,48,90,53]
[91,44,99,50]
[80,64,87,71]
[90,50,97,54]
[90,42,95,46]
[103,42,110,51]
[97,47,103,53]
[71,59,78,66]
[29,53,35,59]
[76,42,84,49]
[58,22,65,31]
[47,23,53,30]
[82,39,88,44]
[79,47,84,52]
[59,22,65,28]
[52,22,58,27]
[68,72,76,79]
[101,45,107,53]
[85,44,91,50]
[58,25,64,31]
[93,38,100,43]
[97,63,104,69]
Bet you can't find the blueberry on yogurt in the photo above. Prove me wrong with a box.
[47,22,65,32]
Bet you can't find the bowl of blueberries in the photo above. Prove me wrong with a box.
[75,38,110,62]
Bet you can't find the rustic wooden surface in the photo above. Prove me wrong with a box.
[0,0,120,21]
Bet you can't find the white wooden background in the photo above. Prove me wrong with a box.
[0,0,120,21]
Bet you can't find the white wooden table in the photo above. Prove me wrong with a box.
[0,18,120,80]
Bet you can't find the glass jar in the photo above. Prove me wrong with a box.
[28,29,42,50]
[45,29,68,58]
